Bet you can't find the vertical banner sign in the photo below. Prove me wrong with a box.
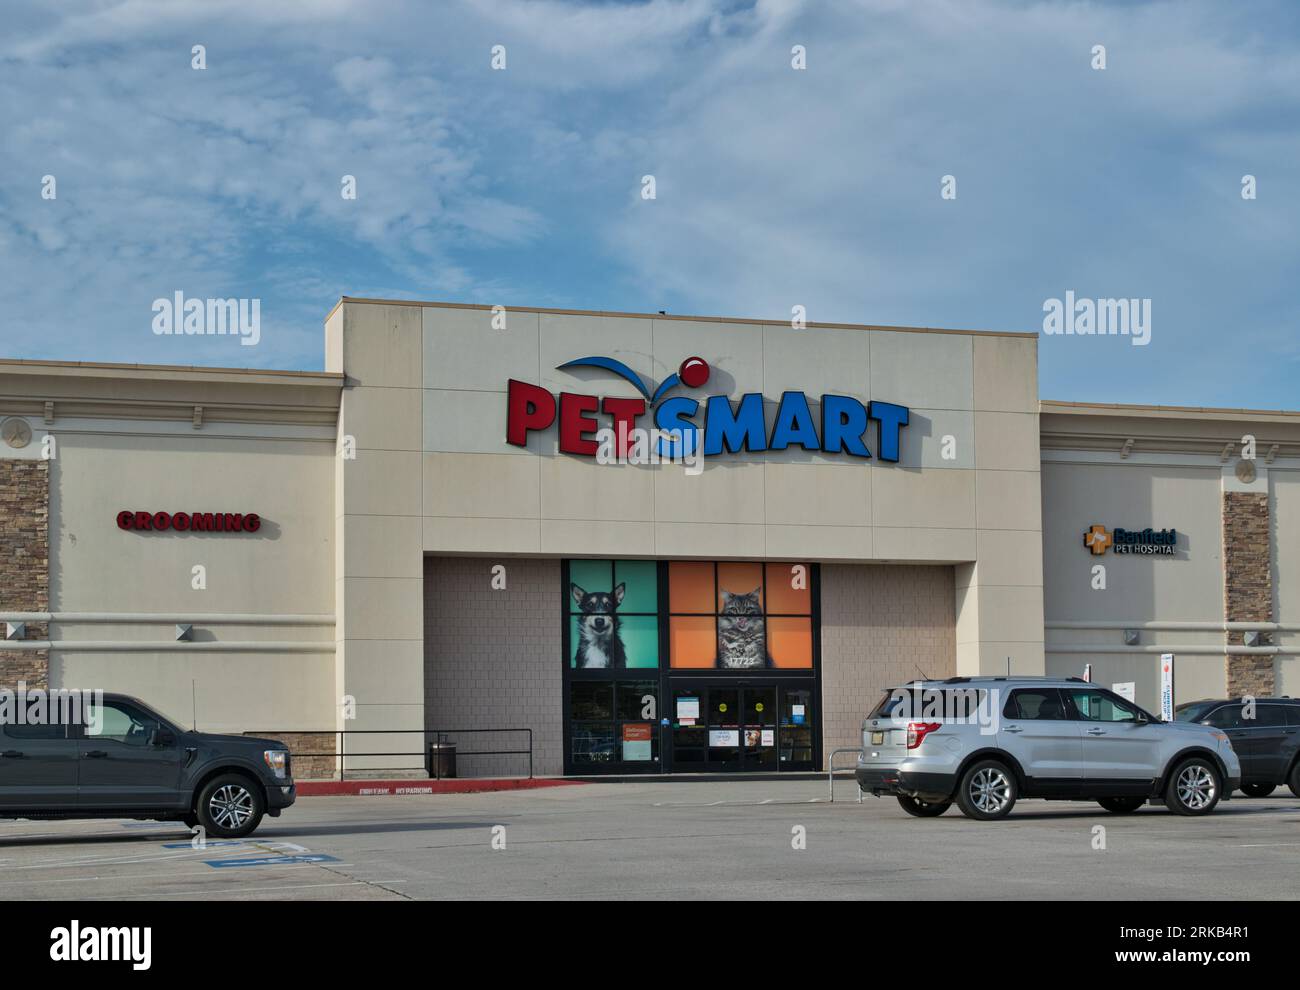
[1082,663,1092,683]
[1159,653,1175,721]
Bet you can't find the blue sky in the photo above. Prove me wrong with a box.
[2,0,1298,408]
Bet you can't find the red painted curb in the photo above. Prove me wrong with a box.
[296,778,585,797]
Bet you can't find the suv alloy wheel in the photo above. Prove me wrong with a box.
[1164,757,1222,816]
[196,772,266,839]
[955,759,1017,820]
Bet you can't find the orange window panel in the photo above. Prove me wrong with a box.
[669,616,717,668]
[768,617,813,668]
[669,561,714,613]
[765,562,811,615]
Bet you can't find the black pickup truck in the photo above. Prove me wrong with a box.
[0,692,294,837]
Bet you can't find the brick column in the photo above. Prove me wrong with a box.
[0,460,50,689]
[1223,491,1273,697]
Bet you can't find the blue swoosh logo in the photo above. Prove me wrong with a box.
[555,356,652,400]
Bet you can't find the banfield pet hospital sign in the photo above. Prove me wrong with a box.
[506,355,910,463]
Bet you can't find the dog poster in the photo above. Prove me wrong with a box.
[568,559,658,668]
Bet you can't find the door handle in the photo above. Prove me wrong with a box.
[83,750,109,759]
[1003,726,1023,733]
[1,750,22,758]
[1086,728,1107,735]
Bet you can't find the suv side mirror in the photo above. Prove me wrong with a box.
[152,728,176,747]
[1134,712,1149,724]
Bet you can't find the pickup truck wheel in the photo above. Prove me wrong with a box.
[896,795,951,817]
[196,773,265,839]
[1240,782,1276,798]
[1097,797,1145,814]
[1164,758,1221,816]
[955,760,1017,820]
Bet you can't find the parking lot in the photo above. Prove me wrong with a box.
[1,778,1298,900]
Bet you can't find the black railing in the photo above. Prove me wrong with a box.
[283,728,533,779]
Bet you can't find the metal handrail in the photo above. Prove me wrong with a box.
[827,747,865,803]
[261,727,534,779]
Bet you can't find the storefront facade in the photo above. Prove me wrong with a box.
[0,298,1295,777]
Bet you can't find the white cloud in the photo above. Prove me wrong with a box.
[0,0,1297,407]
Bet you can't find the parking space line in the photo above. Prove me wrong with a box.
[206,854,341,868]
[79,880,375,900]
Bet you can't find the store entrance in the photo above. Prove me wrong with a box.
[667,681,817,772]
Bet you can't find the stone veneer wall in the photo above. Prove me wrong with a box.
[0,460,49,689]
[423,556,563,777]
[820,564,956,764]
[1223,491,1275,697]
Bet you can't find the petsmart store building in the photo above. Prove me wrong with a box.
[2,298,1299,778]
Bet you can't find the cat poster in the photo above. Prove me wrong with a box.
[667,561,813,669]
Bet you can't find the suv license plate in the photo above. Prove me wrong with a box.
[871,731,884,745]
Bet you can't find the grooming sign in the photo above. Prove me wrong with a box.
[506,356,910,462]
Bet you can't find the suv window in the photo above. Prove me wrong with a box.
[1254,704,1288,727]
[1004,689,1066,720]
[87,701,161,747]
[870,687,985,720]
[1205,705,1245,729]
[1066,688,1143,723]
[1288,706,1300,728]
[1176,701,1219,723]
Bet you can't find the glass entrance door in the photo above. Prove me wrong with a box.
[779,685,815,768]
[668,682,812,771]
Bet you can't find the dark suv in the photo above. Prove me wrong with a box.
[0,692,294,838]
[1176,697,1300,798]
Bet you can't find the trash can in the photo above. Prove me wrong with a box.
[428,742,457,779]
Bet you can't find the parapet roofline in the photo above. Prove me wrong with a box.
[1042,398,1300,421]
[0,358,342,387]
[327,296,1039,339]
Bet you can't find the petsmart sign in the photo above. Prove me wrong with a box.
[507,356,909,463]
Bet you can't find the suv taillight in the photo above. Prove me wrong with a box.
[907,722,941,750]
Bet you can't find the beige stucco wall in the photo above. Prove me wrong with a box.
[1271,468,1300,695]
[0,363,340,739]
[46,430,336,733]
[1041,457,1229,709]
[1041,400,1300,710]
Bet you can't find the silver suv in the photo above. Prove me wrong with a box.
[855,677,1241,820]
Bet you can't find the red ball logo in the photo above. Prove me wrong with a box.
[679,356,710,388]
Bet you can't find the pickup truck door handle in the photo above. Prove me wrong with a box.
[83,750,109,759]
[1086,728,1107,735]
[1003,725,1022,733]
[1,750,22,758]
